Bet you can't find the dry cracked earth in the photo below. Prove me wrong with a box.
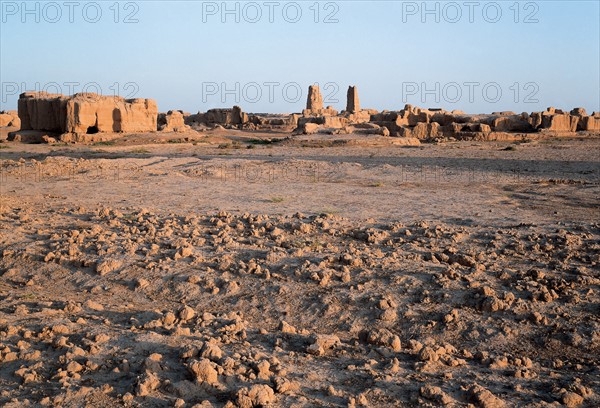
[0,135,599,407]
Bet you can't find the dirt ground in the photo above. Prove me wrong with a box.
[0,131,598,407]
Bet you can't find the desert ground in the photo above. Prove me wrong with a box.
[0,130,598,407]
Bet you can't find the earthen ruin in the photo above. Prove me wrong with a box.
[346,86,360,113]
[17,92,157,138]
[158,110,187,132]
[3,86,599,143]
[294,85,600,140]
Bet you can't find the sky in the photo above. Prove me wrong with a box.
[1,0,599,114]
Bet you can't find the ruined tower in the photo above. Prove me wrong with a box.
[346,86,360,113]
[306,85,324,111]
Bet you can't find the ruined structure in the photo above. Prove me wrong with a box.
[307,85,323,111]
[185,106,249,128]
[4,86,598,143]
[294,84,599,140]
[158,110,187,132]
[302,85,338,117]
[296,85,375,134]
[17,92,158,136]
[346,86,360,113]
[369,105,600,140]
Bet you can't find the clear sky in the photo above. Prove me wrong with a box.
[1,1,599,114]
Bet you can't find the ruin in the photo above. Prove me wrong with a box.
[291,83,600,140]
[307,85,323,111]
[346,86,360,113]
[158,110,187,132]
[185,106,249,127]
[3,86,599,143]
[302,85,338,117]
[17,92,158,136]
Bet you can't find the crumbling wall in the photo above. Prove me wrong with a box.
[158,110,187,132]
[188,106,248,126]
[17,92,157,135]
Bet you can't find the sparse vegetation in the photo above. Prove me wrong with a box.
[93,141,115,146]
[129,148,150,154]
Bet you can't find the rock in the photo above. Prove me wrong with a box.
[96,258,123,276]
[255,360,271,379]
[0,110,20,127]
[162,312,177,326]
[279,321,297,334]
[366,328,401,352]
[419,346,439,362]
[307,334,341,356]
[136,278,150,289]
[66,361,84,374]
[188,359,218,385]
[561,392,584,407]
[179,305,195,322]
[468,385,506,408]
[273,377,299,394]
[236,384,276,408]
[136,372,160,396]
[200,342,222,362]
[84,300,104,311]
[379,308,397,322]
[420,385,452,405]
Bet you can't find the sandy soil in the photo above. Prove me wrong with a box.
[0,131,598,407]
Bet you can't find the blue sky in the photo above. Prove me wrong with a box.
[1,1,599,114]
